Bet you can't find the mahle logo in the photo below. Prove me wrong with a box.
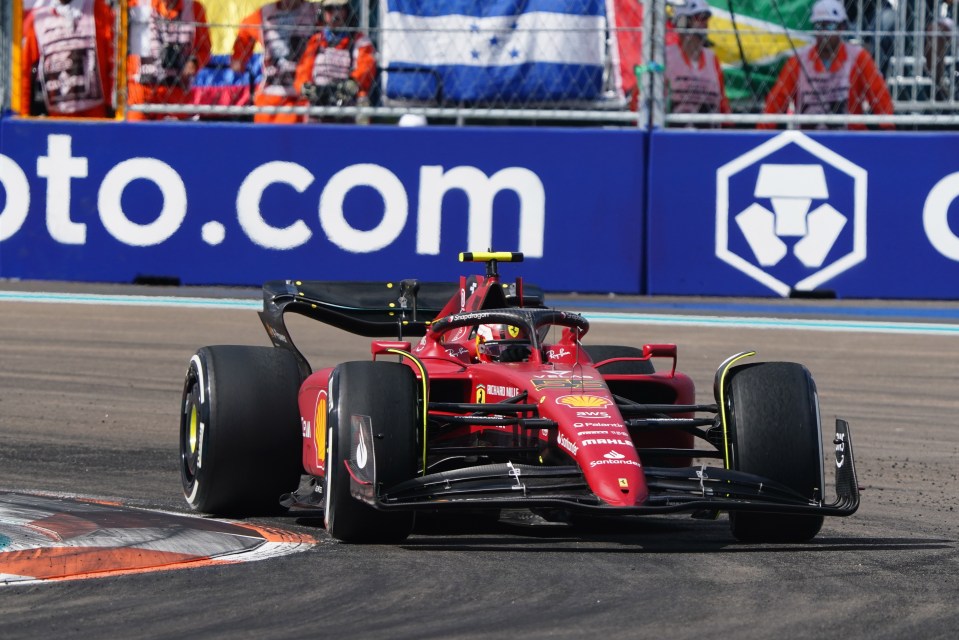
[716,131,867,296]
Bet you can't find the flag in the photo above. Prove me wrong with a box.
[380,0,608,103]
[605,0,644,101]
[604,0,813,108]
[704,0,813,105]
[605,0,677,105]
[201,0,322,55]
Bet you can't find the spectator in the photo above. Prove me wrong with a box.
[231,0,321,124]
[925,16,957,100]
[894,0,956,91]
[844,1,897,75]
[760,0,894,130]
[904,0,953,46]
[126,0,211,121]
[20,0,115,118]
[294,0,376,117]
[665,0,730,122]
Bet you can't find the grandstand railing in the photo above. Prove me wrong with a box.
[7,0,959,128]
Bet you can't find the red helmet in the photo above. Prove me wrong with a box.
[475,324,531,362]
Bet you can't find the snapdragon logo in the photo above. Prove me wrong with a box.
[716,131,866,296]
[0,134,546,257]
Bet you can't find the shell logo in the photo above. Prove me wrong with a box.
[556,395,611,408]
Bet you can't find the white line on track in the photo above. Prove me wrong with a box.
[573,311,959,336]
[2,290,958,336]
[0,290,259,310]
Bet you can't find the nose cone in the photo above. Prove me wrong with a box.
[565,432,648,506]
[581,447,648,506]
[545,390,650,507]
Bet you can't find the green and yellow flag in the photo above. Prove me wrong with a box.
[705,0,815,105]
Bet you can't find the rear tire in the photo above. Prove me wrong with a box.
[180,346,303,516]
[585,345,655,374]
[725,362,825,543]
[324,361,418,543]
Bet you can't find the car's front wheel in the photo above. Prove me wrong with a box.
[180,346,303,516]
[324,361,418,543]
[724,361,825,543]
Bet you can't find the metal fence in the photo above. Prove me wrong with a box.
[7,0,959,128]
[660,0,959,128]
[124,0,637,125]
[1,1,10,114]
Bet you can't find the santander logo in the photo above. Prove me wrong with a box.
[557,433,578,455]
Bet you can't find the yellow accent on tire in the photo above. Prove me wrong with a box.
[189,406,198,454]
[718,351,756,469]
[387,349,429,476]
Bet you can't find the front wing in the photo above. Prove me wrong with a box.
[344,419,860,518]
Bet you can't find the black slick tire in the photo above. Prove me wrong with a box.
[324,361,418,543]
[725,362,825,543]
[180,346,303,516]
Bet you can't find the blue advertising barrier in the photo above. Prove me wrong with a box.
[4,117,959,300]
[0,118,646,292]
[647,129,959,299]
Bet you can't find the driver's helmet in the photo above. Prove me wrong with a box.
[475,323,531,363]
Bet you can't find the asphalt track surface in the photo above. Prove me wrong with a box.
[1,282,958,639]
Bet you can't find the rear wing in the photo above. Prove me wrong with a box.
[258,278,544,377]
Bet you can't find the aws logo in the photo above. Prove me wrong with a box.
[716,131,866,296]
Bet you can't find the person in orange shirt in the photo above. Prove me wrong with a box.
[126,0,211,121]
[231,0,321,124]
[294,0,376,119]
[760,0,894,130]
[665,0,730,123]
[20,0,115,118]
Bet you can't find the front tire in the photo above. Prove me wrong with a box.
[180,346,303,516]
[324,361,418,543]
[725,362,825,543]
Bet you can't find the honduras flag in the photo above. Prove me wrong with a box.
[381,0,607,104]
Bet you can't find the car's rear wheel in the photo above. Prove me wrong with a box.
[725,362,825,543]
[180,346,303,516]
[324,361,418,543]
[584,345,655,374]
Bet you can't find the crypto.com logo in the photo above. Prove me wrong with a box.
[716,131,866,296]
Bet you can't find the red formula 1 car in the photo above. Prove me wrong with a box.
[179,252,859,543]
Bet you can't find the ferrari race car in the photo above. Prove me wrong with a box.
[179,252,859,543]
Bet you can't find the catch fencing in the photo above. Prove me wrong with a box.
[5,0,959,128]
[659,0,959,129]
